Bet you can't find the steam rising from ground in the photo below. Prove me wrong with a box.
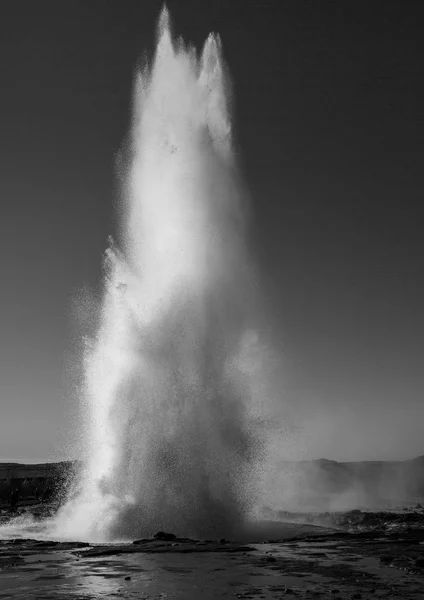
[55,9,269,542]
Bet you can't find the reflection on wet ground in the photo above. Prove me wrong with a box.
[1,527,424,599]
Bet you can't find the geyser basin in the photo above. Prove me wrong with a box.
[55,8,266,542]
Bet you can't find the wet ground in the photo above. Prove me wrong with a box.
[1,510,424,599]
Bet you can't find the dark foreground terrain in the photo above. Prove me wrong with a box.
[1,459,424,599]
[1,508,424,599]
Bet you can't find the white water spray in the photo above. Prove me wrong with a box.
[56,8,267,542]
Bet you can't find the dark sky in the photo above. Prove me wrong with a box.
[1,0,423,462]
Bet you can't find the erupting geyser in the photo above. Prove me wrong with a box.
[57,7,266,542]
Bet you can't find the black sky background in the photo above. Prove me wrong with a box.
[1,0,423,462]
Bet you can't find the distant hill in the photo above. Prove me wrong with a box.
[1,457,423,511]
[268,456,424,511]
[0,461,78,480]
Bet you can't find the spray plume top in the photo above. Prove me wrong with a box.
[155,5,225,88]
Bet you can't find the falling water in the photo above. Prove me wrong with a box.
[56,8,266,542]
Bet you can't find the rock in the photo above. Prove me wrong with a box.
[73,541,255,557]
[153,531,176,541]
[380,554,392,563]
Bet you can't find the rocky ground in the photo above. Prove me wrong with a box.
[262,505,424,534]
[1,506,424,599]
